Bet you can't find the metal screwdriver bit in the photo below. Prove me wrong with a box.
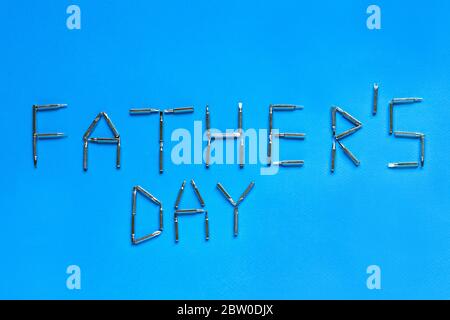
[394,131,423,138]
[191,179,205,207]
[159,206,164,231]
[335,107,362,126]
[271,104,303,111]
[159,111,164,174]
[133,231,162,244]
[164,107,194,114]
[390,98,423,134]
[238,102,244,168]
[331,140,336,173]
[373,83,379,115]
[336,140,360,166]
[420,134,425,167]
[331,107,336,135]
[273,133,306,139]
[174,180,186,209]
[389,101,394,135]
[210,132,241,139]
[35,104,67,110]
[102,112,120,138]
[236,182,255,206]
[116,137,121,169]
[216,183,236,206]
[388,162,419,168]
[83,139,88,171]
[83,113,102,139]
[205,211,209,241]
[88,137,118,143]
[268,105,273,164]
[135,185,161,205]
[175,209,206,214]
[234,206,239,237]
[174,215,179,242]
[129,108,160,114]
[35,133,66,139]
[391,97,423,104]
[206,105,211,168]
[335,125,362,140]
[272,160,305,167]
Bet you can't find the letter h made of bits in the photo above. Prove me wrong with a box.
[205,102,244,168]
[129,106,194,173]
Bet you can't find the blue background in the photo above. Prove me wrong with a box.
[0,0,449,299]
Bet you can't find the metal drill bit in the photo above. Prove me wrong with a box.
[373,83,379,115]
[129,108,160,114]
[336,140,360,166]
[420,134,425,167]
[206,105,211,168]
[164,107,194,114]
[102,112,120,138]
[233,206,239,237]
[271,104,304,111]
[216,183,236,206]
[159,111,164,174]
[174,214,179,242]
[135,185,161,205]
[335,125,362,140]
[205,211,209,241]
[268,105,273,164]
[175,208,206,214]
[174,180,186,209]
[331,140,336,173]
[133,231,162,244]
[273,133,306,139]
[83,113,102,139]
[238,102,244,168]
[388,162,419,168]
[210,132,241,139]
[88,137,118,143]
[335,107,362,126]
[191,179,205,207]
[236,182,255,206]
[331,107,336,135]
[272,160,305,167]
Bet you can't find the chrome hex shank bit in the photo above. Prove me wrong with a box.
[135,186,161,206]
[210,132,240,139]
[335,125,362,140]
[131,187,137,243]
[274,133,306,139]
[272,160,305,167]
[116,137,121,169]
[174,180,186,209]
[35,133,66,138]
[331,107,336,135]
[394,131,423,138]
[373,83,379,115]
[102,112,120,138]
[238,102,244,168]
[392,98,423,104]
[335,107,362,126]
[129,108,160,114]
[191,179,205,207]
[337,141,360,166]
[134,231,162,244]
[389,101,394,135]
[331,140,336,173]
[234,206,239,237]
[159,111,164,173]
[236,182,255,206]
[32,105,37,166]
[174,214,179,242]
[420,134,425,167]
[83,139,88,171]
[217,183,236,206]
[388,162,419,169]
[206,105,211,168]
[159,206,163,231]
[205,211,209,241]
[88,137,118,143]
[268,105,273,164]
[35,104,67,110]
[175,209,206,214]
[271,104,303,111]
[164,107,194,114]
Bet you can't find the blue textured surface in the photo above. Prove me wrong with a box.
[0,1,449,299]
